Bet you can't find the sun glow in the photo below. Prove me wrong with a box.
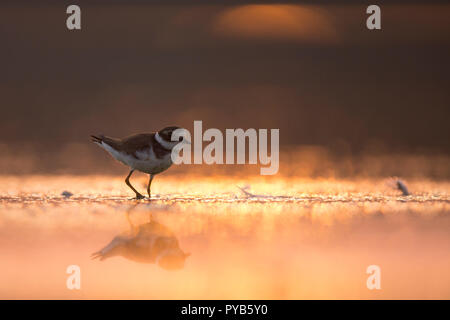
[214,5,338,43]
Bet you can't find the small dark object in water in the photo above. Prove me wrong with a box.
[396,180,410,196]
[61,191,73,198]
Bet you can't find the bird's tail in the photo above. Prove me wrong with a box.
[90,250,106,261]
[90,134,121,150]
[91,236,125,261]
[90,134,104,144]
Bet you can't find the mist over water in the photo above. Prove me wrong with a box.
[1,145,449,180]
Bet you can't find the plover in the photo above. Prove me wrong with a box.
[91,215,189,270]
[91,126,181,199]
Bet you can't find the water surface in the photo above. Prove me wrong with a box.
[0,175,449,299]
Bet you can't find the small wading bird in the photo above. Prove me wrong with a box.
[91,210,189,270]
[91,126,182,199]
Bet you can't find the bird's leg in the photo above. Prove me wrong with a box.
[147,174,154,199]
[126,211,132,227]
[125,169,144,200]
[126,203,138,231]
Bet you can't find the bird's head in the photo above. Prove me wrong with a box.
[158,126,180,142]
[157,249,190,270]
[156,126,189,150]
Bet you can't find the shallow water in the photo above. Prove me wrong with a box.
[0,175,449,299]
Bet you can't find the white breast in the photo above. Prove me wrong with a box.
[101,142,172,174]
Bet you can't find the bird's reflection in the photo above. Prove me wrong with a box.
[92,205,189,270]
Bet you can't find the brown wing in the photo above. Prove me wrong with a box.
[92,132,169,159]
[123,133,171,159]
[119,133,155,156]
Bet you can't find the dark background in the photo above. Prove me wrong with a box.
[0,1,449,174]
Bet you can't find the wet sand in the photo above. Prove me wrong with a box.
[0,175,449,299]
